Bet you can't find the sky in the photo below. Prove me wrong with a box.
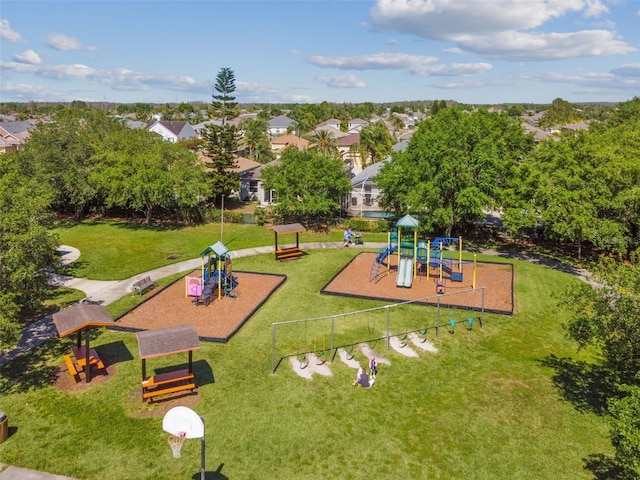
[1,0,639,105]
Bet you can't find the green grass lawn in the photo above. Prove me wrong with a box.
[0,222,612,479]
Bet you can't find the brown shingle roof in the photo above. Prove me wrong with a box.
[136,324,201,359]
[53,304,116,337]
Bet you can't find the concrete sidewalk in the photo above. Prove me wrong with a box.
[0,464,78,480]
[0,242,354,368]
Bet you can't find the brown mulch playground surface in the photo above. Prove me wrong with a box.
[113,252,513,346]
[113,271,287,342]
[322,252,514,315]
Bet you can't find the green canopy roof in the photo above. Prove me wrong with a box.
[199,240,229,258]
[395,214,420,228]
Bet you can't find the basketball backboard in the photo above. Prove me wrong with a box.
[162,406,204,439]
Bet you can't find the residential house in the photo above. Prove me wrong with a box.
[336,133,363,177]
[198,151,262,202]
[313,124,348,139]
[147,120,197,143]
[192,119,222,137]
[347,118,368,133]
[521,121,553,143]
[0,121,35,153]
[240,160,282,205]
[317,118,342,131]
[267,115,295,139]
[270,133,310,158]
[346,140,408,218]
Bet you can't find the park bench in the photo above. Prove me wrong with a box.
[275,247,303,261]
[131,276,157,296]
[142,369,196,402]
[63,354,80,379]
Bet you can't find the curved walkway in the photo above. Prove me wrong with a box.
[0,241,593,368]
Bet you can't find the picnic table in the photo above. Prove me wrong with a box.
[72,346,105,371]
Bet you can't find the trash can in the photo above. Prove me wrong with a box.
[0,412,7,443]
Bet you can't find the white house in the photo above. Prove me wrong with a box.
[346,139,408,217]
[147,120,197,143]
[347,118,368,133]
[267,115,295,139]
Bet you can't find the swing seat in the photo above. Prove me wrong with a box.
[399,333,408,347]
[418,328,429,343]
[298,354,309,369]
[315,351,326,365]
[449,319,456,333]
[345,346,356,360]
[467,317,473,330]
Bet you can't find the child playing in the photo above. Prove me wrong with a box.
[369,355,377,379]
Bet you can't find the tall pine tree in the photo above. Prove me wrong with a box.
[201,68,240,204]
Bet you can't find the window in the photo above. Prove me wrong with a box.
[351,196,358,206]
[249,181,258,193]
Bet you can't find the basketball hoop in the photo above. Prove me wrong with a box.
[168,432,186,458]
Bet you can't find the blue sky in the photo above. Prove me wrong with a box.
[1,0,639,105]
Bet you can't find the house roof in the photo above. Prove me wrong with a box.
[136,324,201,360]
[317,118,341,128]
[148,120,189,136]
[0,121,35,135]
[337,132,360,147]
[350,139,408,186]
[270,134,310,150]
[313,125,348,138]
[196,152,261,174]
[348,118,367,125]
[268,115,295,128]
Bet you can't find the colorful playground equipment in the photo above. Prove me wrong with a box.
[185,240,238,306]
[369,216,477,291]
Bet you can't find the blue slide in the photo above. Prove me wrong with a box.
[396,257,414,288]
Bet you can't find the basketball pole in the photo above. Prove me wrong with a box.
[200,416,205,480]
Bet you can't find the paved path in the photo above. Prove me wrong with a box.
[0,241,592,480]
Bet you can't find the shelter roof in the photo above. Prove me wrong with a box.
[199,240,229,257]
[136,324,201,360]
[53,304,116,337]
[270,223,307,235]
[396,214,420,228]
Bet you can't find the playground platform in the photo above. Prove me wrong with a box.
[322,252,514,315]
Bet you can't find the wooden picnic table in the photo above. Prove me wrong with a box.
[72,346,105,371]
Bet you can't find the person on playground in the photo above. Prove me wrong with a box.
[343,228,354,247]
[369,355,377,379]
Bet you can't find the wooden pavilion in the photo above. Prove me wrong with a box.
[136,324,201,402]
[271,223,307,260]
[53,303,115,383]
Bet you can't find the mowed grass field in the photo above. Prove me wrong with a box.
[0,222,611,479]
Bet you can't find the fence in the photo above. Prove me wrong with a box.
[270,287,485,373]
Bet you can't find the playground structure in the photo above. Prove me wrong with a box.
[185,240,238,306]
[271,286,486,373]
[369,215,476,292]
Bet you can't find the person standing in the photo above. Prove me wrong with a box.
[369,355,377,379]
[343,228,354,247]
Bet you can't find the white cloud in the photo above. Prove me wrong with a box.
[309,52,490,76]
[370,0,589,39]
[461,29,635,60]
[13,50,42,65]
[583,0,609,18]
[0,82,64,100]
[369,0,632,61]
[316,74,366,88]
[309,52,438,71]
[45,33,97,51]
[0,19,25,42]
